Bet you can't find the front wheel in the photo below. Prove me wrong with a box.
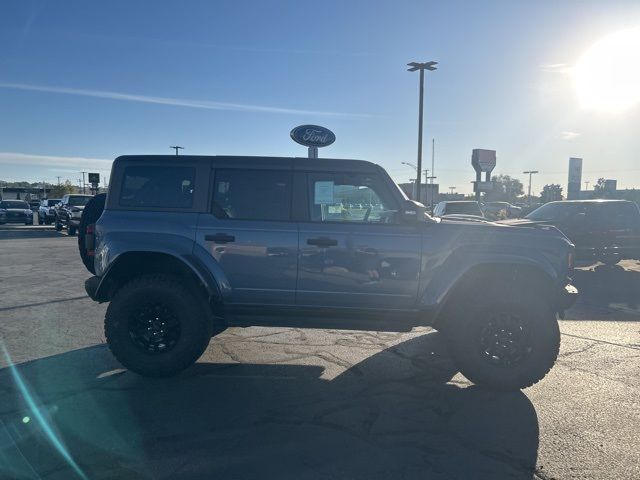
[105,274,218,377]
[446,293,560,390]
[54,218,63,231]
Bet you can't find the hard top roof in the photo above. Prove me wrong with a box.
[114,155,382,173]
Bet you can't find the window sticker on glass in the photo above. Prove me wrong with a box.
[314,181,334,204]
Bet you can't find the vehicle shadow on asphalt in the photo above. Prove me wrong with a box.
[571,264,640,318]
[0,332,539,480]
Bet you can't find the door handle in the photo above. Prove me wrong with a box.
[205,233,236,243]
[307,237,338,247]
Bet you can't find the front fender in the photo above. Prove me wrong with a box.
[419,247,560,309]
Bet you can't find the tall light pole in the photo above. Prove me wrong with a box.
[170,146,184,156]
[407,61,437,204]
[523,170,539,204]
[80,171,87,194]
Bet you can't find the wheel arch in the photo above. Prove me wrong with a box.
[432,262,556,331]
[94,251,223,305]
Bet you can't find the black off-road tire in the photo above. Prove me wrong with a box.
[78,193,106,274]
[446,290,560,390]
[54,217,63,231]
[68,225,76,235]
[105,274,216,377]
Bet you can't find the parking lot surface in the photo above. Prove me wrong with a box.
[1,224,639,479]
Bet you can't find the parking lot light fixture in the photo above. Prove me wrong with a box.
[407,61,437,204]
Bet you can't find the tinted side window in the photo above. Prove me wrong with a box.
[592,203,640,229]
[212,169,292,221]
[307,172,399,224]
[119,166,195,208]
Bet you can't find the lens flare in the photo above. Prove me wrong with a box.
[573,28,640,112]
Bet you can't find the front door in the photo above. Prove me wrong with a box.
[297,171,422,309]
[196,167,298,305]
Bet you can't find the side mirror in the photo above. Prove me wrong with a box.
[400,200,426,223]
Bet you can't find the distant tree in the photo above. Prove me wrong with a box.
[540,184,563,203]
[591,178,612,198]
[484,174,524,202]
[49,180,75,198]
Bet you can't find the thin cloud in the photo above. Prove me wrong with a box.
[0,82,372,118]
[0,152,113,171]
[540,63,572,74]
[560,131,581,140]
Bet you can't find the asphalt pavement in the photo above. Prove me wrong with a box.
[0,224,638,480]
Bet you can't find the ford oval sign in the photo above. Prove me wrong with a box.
[290,125,336,148]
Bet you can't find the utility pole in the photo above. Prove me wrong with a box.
[523,170,539,205]
[170,146,184,156]
[407,61,437,210]
[80,171,86,194]
[56,176,61,186]
[584,180,590,190]
[449,186,456,195]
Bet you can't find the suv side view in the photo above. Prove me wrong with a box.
[84,155,577,390]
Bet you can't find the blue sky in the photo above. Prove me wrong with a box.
[1,0,640,194]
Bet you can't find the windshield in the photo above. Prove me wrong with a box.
[445,202,483,216]
[0,201,29,209]
[47,199,60,206]
[67,196,92,206]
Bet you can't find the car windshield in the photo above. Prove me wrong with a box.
[67,196,91,206]
[1,201,29,209]
[47,199,60,205]
[445,202,483,216]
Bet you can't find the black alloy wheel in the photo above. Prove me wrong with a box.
[128,302,182,354]
[478,312,533,368]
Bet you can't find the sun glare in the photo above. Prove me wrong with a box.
[573,28,640,112]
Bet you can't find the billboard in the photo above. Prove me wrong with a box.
[88,173,100,184]
[567,157,582,200]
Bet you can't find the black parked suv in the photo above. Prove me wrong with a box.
[516,200,640,265]
[0,200,34,225]
[82,155,577,389]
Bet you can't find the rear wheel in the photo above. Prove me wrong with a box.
[446,291,560,390]
[68,225,76,235]
[78,193,106,274]
[105,274,217,377]
[54,217,63,231]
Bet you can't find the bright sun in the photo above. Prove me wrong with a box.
[573,28,640,112]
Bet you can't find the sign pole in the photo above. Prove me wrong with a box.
[308,146,318,159]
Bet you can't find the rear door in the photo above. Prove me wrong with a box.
[296,170,422,309]
[196,159,298,306]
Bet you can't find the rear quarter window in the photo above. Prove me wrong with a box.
[119,166,196,209]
